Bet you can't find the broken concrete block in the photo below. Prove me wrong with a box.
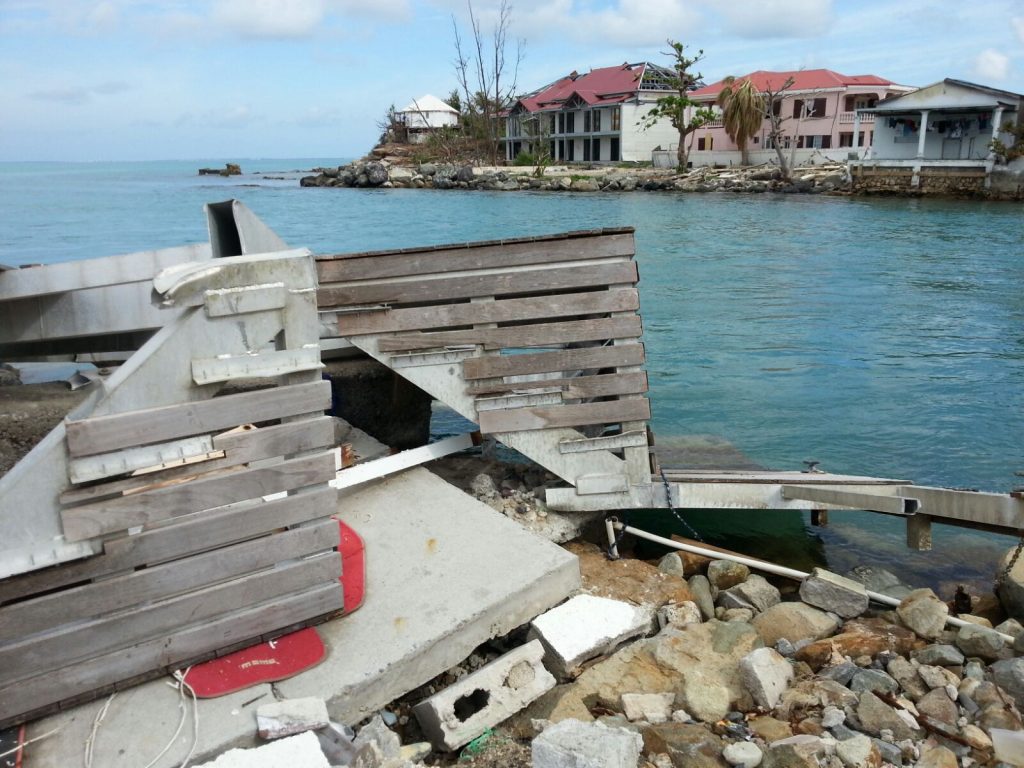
[529,594,653,678]
[533,719,643,768]
[196,731,330,768]
[739,647,794,710]
[256,697,329,740]
[799,568,869,618]
[621,692,674,723]
[657,601,702,630]
[413,639,556,750]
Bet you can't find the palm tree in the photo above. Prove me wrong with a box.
[717,76,766,167]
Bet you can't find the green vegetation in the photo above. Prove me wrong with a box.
[990,121,1024,163]
[512,151,537,166]
[717,77,765,167]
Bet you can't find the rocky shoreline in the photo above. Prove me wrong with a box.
[290,460,1024,768]
[300,158,850,195]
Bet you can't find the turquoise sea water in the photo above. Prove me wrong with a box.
[2,160,1022,592]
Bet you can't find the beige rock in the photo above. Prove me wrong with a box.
[916,687,958,725]
[708,560,750,591]
[641,722,725,768]
[856,691,922,741]
[796,618,923,671]
[915,744,958,768]
[751,602,840,647]
[748,715,794,743]
[896,589,949,640]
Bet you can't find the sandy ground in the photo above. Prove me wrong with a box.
[0,382,87,476]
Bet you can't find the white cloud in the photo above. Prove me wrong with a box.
[28,80,130,103]
[973,48,1010,81]
[212,0,327,39]
[718,0,833,39]
[1012,17,1024,45]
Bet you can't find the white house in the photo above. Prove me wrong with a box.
[396,95,459,142]
[502,62,680,163]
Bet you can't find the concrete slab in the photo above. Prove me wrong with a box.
[24,466,579,766]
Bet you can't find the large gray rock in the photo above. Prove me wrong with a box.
[896,588,948,640]
[916,687,958,726]
[688,575,716,620]
[844,565,913,600]
[364,161,389,186]
[849,669,899,697]
[658,553,686,577]
[761,735,826,768]
[533,719,642,768]
[911,644,964,666]
[990,657,1024,710]
[751,602,841,646]
[720,574,781,613]
[455,165,475,183]
[739,647,793,709]
[835,733,881,767]
[856,691,922,741]
[955,623,1005,660]
[799,568,868,618]
[886,656,928,700]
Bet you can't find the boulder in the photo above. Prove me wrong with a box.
[621,692,674,723]
[915,745,958,768]
[658,553,686,577]
[775,679,858,720]
[689,575,716,620]
[761,735,826,768]
[455,165,475,183]
[796,619,923,671]
[855,691,922,741]
[955,623,1005,660]
[722,741,763,768]
[834,734,881,767]
[799,569,869,618]
[708,560,750,591]
[911,644,964,666]
[658,601,703,630]
[989,657,1024,710]
[844,565,913,600]
[739,647,794,709]
[751,602,840,647]
[720,575,780,613]
[849,669,899,697]
[642,723,726,768]
[748,716,793,743]
[533,719,642,768]
[364,161,389,186]
[915,687,958,726]
[886,656,928,700]
[570,178,600,191]
[896,589,948,640]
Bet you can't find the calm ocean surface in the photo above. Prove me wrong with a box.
[2,159,1022,592]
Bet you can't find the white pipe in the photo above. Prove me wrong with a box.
[611,520,1015,645]
[605,517,619,559]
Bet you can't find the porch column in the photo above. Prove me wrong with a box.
[916,109,930,159]
[852,111,862,158]
[990,106,1005,155]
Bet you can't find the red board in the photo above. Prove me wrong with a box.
[183,520,365,698]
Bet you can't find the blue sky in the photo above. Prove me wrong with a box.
[2,0,1022,161]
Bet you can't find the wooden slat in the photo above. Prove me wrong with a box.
[467,371,647,397]
[1,487,336,604]
[377,316,642,353]
[0,582,343,725]
[462,343,645,380]
[317,232,635,282]
[61,416,336,504]
[0,520,340,643]
[478,399,651,433]
[60,450,337,541]
[317,261,638,308]
[339,288,640,336]
[66,379,331,458]
[0,554,340,685]
[191,347,323,385]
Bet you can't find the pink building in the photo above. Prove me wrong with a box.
[685,69,913,167]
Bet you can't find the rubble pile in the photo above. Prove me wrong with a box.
[300,160,852,195]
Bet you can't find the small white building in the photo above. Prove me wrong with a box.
[396,95,459,142]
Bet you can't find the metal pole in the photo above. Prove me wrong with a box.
[605,517,619,559]
[610,521,1014,645]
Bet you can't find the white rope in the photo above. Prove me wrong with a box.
[140,667,199,768]
[0,726,62,760]
[84,693,116,768]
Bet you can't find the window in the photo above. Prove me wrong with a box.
[611,107,621,131]
[798,135,832,149]
[593,110,601,132]
[557,140,564,159]
[566,112,575,133]
[566,140,575,161]
[592,138,601,161]
[793,98,827,119]
[550,115,556,133]
[549,141,556,159]
[839,132,854,147]
[697,136,713,151]
[583,138,591,161]
[610,137,620,161]
[584,111,591,133]
[558,113,565,133]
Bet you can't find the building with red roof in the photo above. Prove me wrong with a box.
[502,62,682,164]
[684,68,912,167]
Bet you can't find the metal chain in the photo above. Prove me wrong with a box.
[661,468,704,543]
[994,531,1024,592]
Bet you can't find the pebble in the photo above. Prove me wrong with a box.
[722,740,763,767]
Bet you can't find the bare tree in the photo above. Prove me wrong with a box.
[452,0,524,165]
[762,76,796,180]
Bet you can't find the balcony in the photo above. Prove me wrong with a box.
[840,111,875,124]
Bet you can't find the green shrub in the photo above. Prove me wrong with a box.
[512,152,537,166]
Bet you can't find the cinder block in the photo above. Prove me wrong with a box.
[529,594,653,678]
[413,640,556,750]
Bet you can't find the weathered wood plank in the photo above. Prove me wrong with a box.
[65,379,331,457]
[376,316,642,352]
[204,283,287,317]
[338,288,640,336]
[0,520,340,643]
[559,429,650,454]
[0,582,343,725]
[0,487,337,604]
[317,232,635,282]
[60,416,336,504]
[462,343,645,380]
[191,347,323,385]
[0,553,340,686]
[467,371,645,397]
[318,261,638,308]
[67,435,218,485]
[478,399,651,433]
[60,450,337,541]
